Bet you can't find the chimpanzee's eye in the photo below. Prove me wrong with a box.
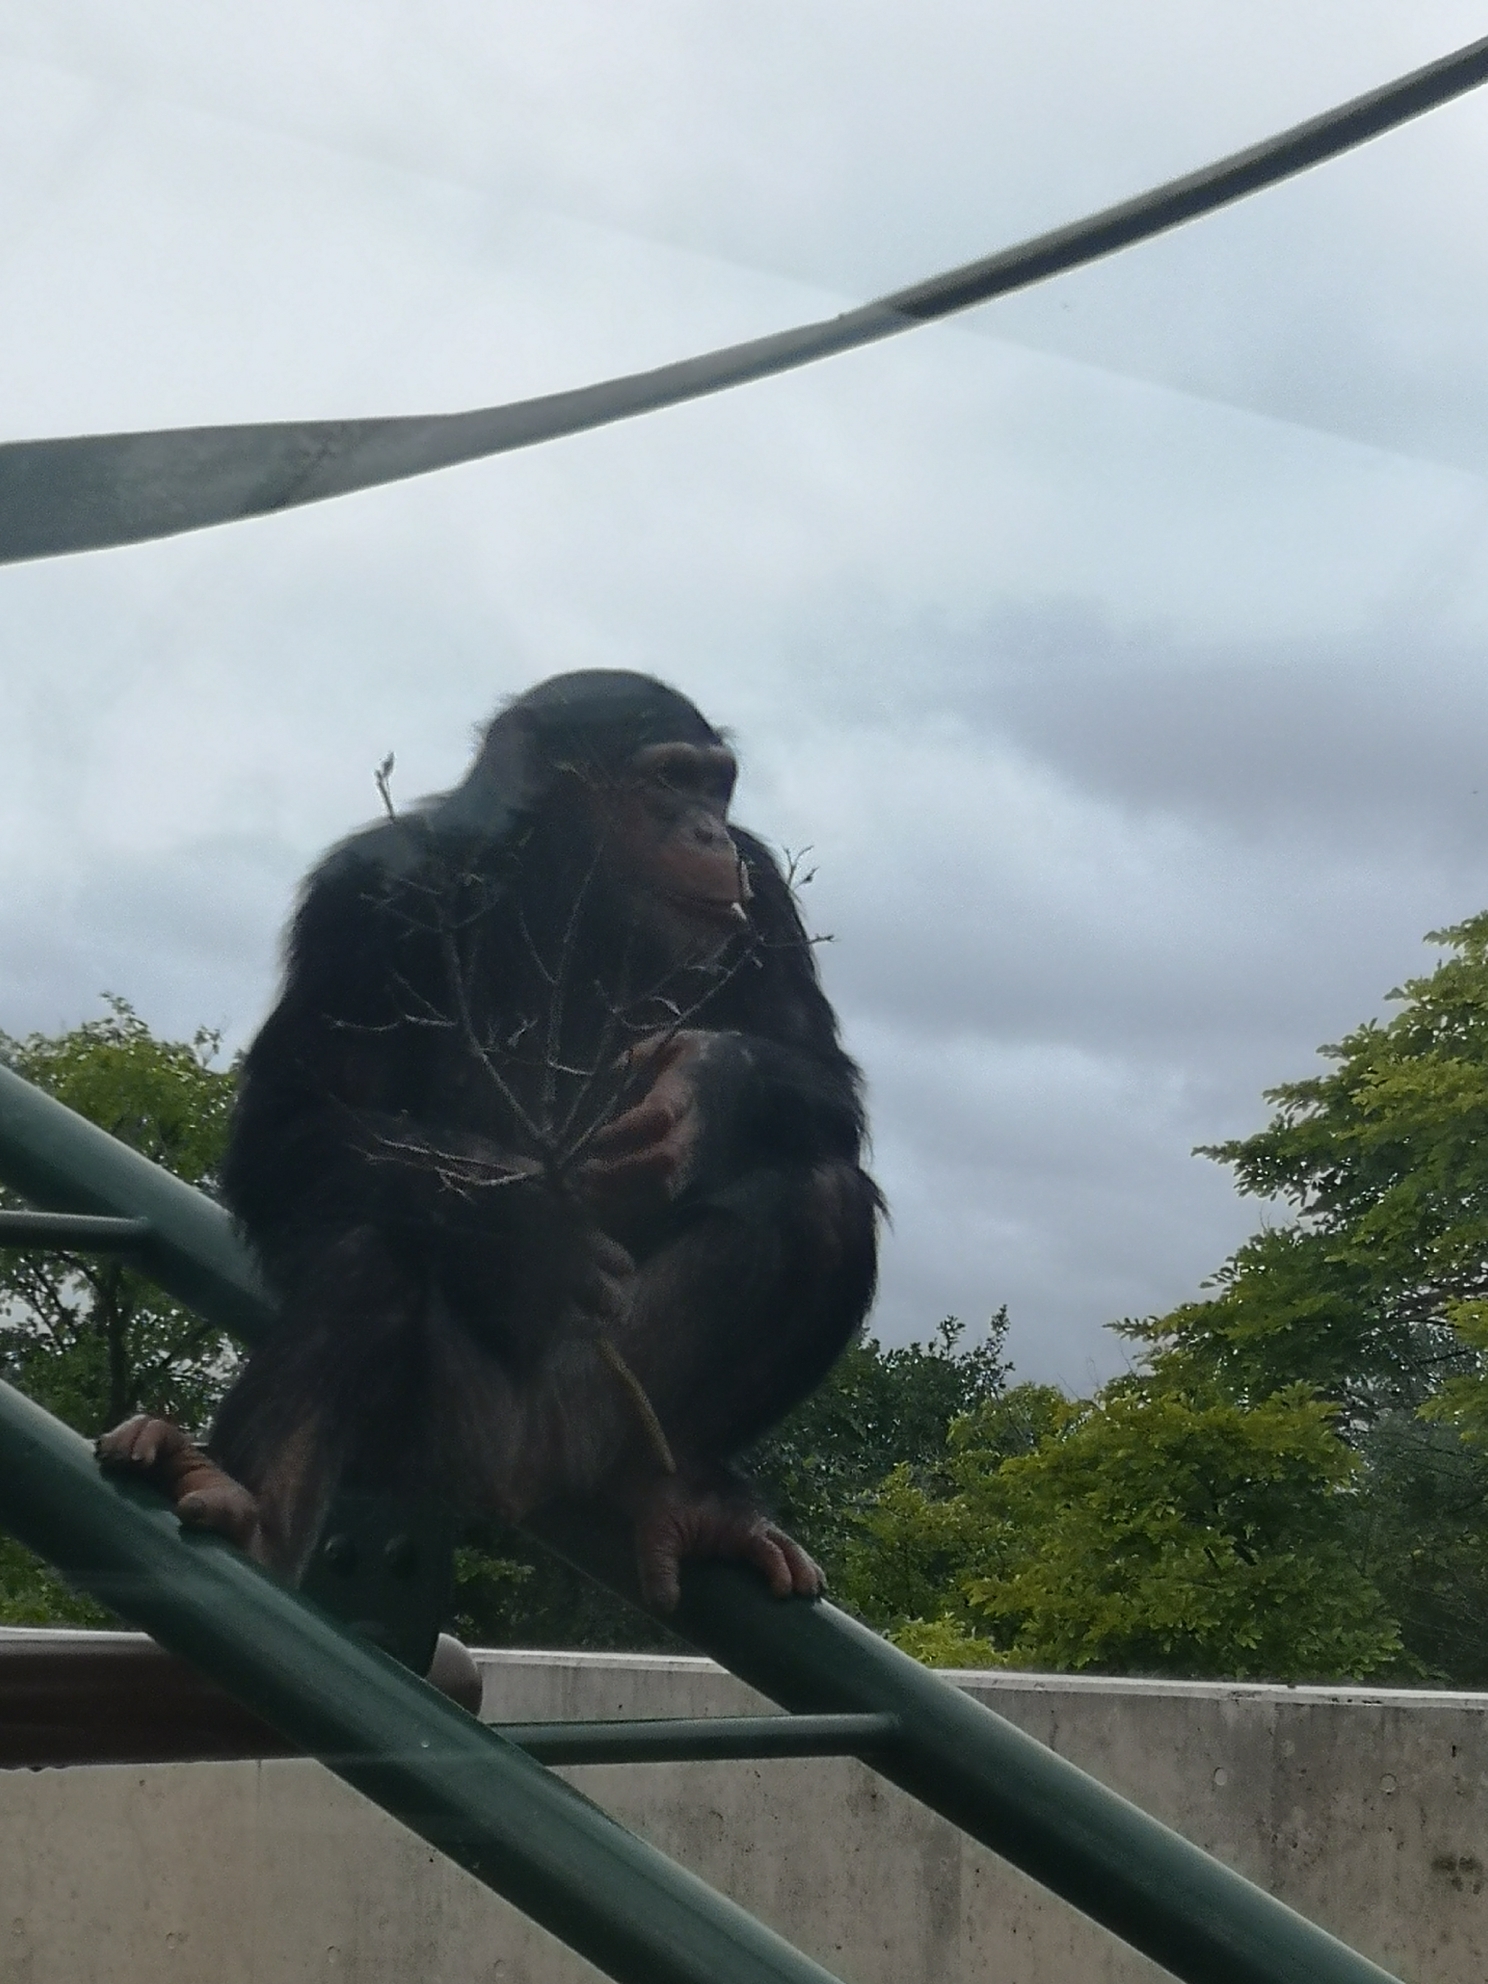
[633,743,736,806]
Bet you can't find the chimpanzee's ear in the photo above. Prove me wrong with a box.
[433,702,541,841]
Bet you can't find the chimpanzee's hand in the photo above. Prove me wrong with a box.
[580,1031,709,1218]
[558,1224,636,1335]
[437,1177,636,1362]
[96,1416,262,1549]
[623,1472,823,1612]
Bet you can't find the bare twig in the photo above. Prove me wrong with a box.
[374,753,397,822]
[438,926,549,1154]
[595,1337,677,1475]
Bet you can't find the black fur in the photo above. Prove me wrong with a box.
[212,672,881,1575]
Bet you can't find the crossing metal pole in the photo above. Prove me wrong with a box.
[0,1374,843,1984]
[0,1060,1406,1984]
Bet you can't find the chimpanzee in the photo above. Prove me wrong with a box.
[99,671,881,1615]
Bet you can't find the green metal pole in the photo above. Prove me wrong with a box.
[528,1506,1410,1984]
[0,1063,1409,1984]
[0,1377,843,1984]
[671,1572,1403,1984]
[0,1063,274,1340]
[502,1713,898,1766]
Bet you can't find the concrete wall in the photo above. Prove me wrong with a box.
[2,1645,1485,1983]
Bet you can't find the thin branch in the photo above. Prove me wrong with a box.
[439,926,549,1153]
[374,752,398,822]
[541,794,613,1126]
[595,1337,676,1476]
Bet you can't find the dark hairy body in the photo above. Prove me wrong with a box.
[101,671,881,1615]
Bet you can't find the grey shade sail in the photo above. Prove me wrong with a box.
[2,32,1486,567]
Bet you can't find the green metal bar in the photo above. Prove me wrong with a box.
[531,1512,1405,1984]
[674,1572,1401,1984]
[0,1064,274,1340]
[0,1066,1407,1984]
[0,1208,150,1249]
[0,1376,842,1984]
[501,1713,898,1766]
[0,1636,896,1770]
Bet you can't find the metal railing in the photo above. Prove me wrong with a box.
[4,33,1488,566]
[0,1060,1404,1984]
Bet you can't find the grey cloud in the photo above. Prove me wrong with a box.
[991,647,1488,851]
[2,835,299,1047]
[5,5,1488,1387]
[856,1024,1258,1384]
[11,1,1488,477]
[852,600,1488,855]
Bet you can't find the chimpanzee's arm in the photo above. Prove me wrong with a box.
[575,830,879,1454]
[221,824,553,1284]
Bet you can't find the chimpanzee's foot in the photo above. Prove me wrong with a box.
[625,1474,823,1612]
[96,1415,262,1551]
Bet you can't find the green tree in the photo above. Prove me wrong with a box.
[1130,912,1488,1417]
[1127,913,1488,1680]
[838,916,1488,1683]
[840,1380,1402,1680]
[747,1313,1009,1586]
[0,1000,240,1435]
[0,1000,243,1622]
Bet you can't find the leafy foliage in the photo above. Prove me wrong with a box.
[747,1313,1009,1585]
[0,999,243,1624]
[0,1533,110,1626]
[0,999,241,1436]
[15,923,1488,1684]
[1127,913,1488,1419]
[1123,914,1488,1679]
[829,915,1488,1683]
[840,1381,1402,1679]
[1349,1408,1488,1683]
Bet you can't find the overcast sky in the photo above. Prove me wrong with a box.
[5,3,1488,1387]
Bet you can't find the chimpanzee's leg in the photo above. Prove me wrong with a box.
[455,1159,879,1608]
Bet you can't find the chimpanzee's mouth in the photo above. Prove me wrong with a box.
[668,891,750,927]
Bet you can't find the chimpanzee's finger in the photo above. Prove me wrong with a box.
[587,1092,677,1155]
[622,1031,695,1075]
[584,1140,682,1191]
[95,1415,152,1465]
[97,1414,176,1471]
[738,1526,797,1598]
[765,1526,825,1596]
[570,1236,635,1315]
[176,1480,261,1548]
[634,1529,684,1612]
[587,1231,636,1279]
